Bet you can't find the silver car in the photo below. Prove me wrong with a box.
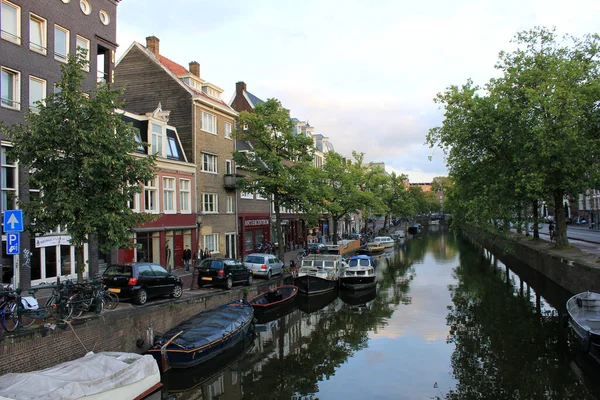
[243,253,284,279]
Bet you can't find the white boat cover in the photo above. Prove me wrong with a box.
[0,352,160,400]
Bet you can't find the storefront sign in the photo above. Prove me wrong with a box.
[35,236,72,248]
[245,219,270,227]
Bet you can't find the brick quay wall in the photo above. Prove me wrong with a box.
[0,277,291,375]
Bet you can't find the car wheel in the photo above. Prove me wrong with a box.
[197,281,204,288]
[266,270,272,280]
[247,274,253,286]
[171,284,183,298]
[134,288,147,305]
[225,277,233,290]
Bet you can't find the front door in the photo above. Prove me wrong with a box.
[173,234,183,269]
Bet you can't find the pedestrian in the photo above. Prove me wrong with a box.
[182,245,192,272]
[204,248,211,259]
[549,222,555,242]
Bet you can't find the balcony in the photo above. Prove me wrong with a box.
[224,174,238,190]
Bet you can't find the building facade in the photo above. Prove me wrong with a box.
[114,37,238,260]
[0,0,119,287]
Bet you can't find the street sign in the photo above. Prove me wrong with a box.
[3,210,23,233]
[7,232,20,255]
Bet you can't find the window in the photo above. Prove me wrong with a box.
[162,177,175,213]
[202,86,220,99]
[203,233,219,254]
[256,191,266,200]
[76,36,90,71]
[166,136,179,159]
[201,111,217,134]
[29,76,46,113]
[54,25,69,62]
[202,153,217,174]
[79,0,91,15]
[1,146,16,213]
[29,14,46,54]
[226,196,233,213]
[179,179,190,213]
[241,192,253,199]
[131,127,144,152]
[144,178,158,213]
[1,1,20,45]
[127,191,140,212]
[202,193,218,213]
[225,160,232,175]
[99,10,110,25]
[1,67,20,110]
[150,123,163,156]
[224,122,232,139]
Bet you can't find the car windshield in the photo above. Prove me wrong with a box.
[104,265,132,277]
[200,259,224,269]
[244,256,264,264]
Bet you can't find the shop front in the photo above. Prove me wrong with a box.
[239,215,271,257]
[29,234,82,286]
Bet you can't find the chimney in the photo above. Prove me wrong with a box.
[146,36,160,58]
[236,81,246,95]
[189,61,200,78]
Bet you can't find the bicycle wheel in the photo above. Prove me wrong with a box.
[47,296,74,322]
[69,294,87,319]
[1,300,19,332]
[103,291,119,310]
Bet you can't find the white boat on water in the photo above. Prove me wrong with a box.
[294,254,346,294]
[0,352,162,400]
[373,236,395,248]
[567,291,600,362]
[339,255,377,291]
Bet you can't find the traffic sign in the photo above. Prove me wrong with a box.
[3,210,23,232]
[7,232,20,255]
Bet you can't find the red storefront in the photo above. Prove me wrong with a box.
[238,214,271,257]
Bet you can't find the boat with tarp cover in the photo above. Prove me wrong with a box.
[148,299,254,371]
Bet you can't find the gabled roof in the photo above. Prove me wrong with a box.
[245,91,264,108]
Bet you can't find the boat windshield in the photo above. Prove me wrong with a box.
[349,259,371,267]
[324,261,334,268]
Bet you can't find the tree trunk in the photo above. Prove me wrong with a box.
[532,199,540,239]
[332,217,339,245]
[76,244,85,282]
[516,209,523,234]
[553,191,569,248]
[273,196,285,261]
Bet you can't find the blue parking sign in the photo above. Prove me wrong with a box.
[3,210,23,232]
[7,232,20,255]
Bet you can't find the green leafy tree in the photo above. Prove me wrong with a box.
[1,52,156,281]
[381,172,411,230]
[233,99,315,259]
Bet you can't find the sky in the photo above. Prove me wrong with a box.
[116,0,600,183]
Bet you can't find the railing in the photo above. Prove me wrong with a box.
[224,174,237,190]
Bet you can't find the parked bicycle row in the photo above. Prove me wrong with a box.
[0,276,119,332]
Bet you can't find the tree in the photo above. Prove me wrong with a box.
[380,172,411,230]
[1,52,156,281]
[233,99,315,260]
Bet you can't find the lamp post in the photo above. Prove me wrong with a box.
[191,212,203,290]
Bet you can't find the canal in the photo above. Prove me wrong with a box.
[161,227,600,399]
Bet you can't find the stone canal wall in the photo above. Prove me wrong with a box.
[466,229,600,294]
[0,277,290,375]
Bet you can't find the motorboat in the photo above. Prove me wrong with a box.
[373,236,395,248]
[293,254,346,294]
[389,230,405,241]
[148,299,254,371]
[365,242,385,254]
[0,352,162,400]
[339,255,377,291]
[567,291,600,362]
[408,224,421,234]
[248,285,298,317]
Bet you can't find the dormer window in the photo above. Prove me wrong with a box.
[183,76,202,91]
[150,122,163,156]
[202,86,221,99]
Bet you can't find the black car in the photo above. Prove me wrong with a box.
[197,258,253,290]
[103,263,183,305]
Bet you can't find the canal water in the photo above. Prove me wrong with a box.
[161,227,600,399]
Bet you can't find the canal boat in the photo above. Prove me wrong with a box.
[0,352,162,400]
[297,289,339,314]
[407,224,421,234]
[248,285,299,315]
[567,291,600,362]
[364,242,385,255]
[373,236,395,248]
[293,254,346,294]
[339,255,377,291]
[148,299,254,371]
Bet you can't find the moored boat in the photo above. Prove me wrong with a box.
[248,285,298,315]
[0,352,162,400]
[339,255,377,291]
[293,254,346,294]
[567,291,600,362]
[365,242,385,255]
[297,289,339,314]
[148,299,254,371]
[374,236,395,248]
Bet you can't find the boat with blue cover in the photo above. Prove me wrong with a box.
[339,254,377,291]
[148,299,254,371]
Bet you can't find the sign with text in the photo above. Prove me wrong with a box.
[7,232,20,255]
[35,235,72,248]
[244,219,270,227]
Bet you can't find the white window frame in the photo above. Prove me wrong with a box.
[179,178,191,213]
[144,178,158,213]
[128,191,140,212]
[99,9,110,26]
[1,145,17,212]
[203,233,219,255]
[201,111,217,135]
[150,122,163,156]
[1,66,20,110]
[225,160,232,175]
[256,191,267,200]
[224,122,232,139]
[29,13,46,55]
[202,193,218,214]
[54,25,69,63]
[240,192,253,199]
[162,176,175,214]
[1,0,20,45]
[202,152,218,174]
[226,196,233,214]
[28,75,46,113]
[79,0,91,15]
[76,35,90,71]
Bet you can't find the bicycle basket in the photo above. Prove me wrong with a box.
[21,296,39,310]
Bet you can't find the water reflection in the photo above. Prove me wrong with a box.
[162,228,597,399]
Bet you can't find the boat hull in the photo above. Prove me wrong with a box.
[249,285,299,322]
[294,275,337,294]
[339,276,377,291]
[297,290,338,313]
[567,292,600,363]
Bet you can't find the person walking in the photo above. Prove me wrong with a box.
[204,248,211,259]
[549,222,555,242]
[183,245,192,272]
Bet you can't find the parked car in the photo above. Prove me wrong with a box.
[102,263,182,305]
[243,253,284,280]
[197,258,253,289]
